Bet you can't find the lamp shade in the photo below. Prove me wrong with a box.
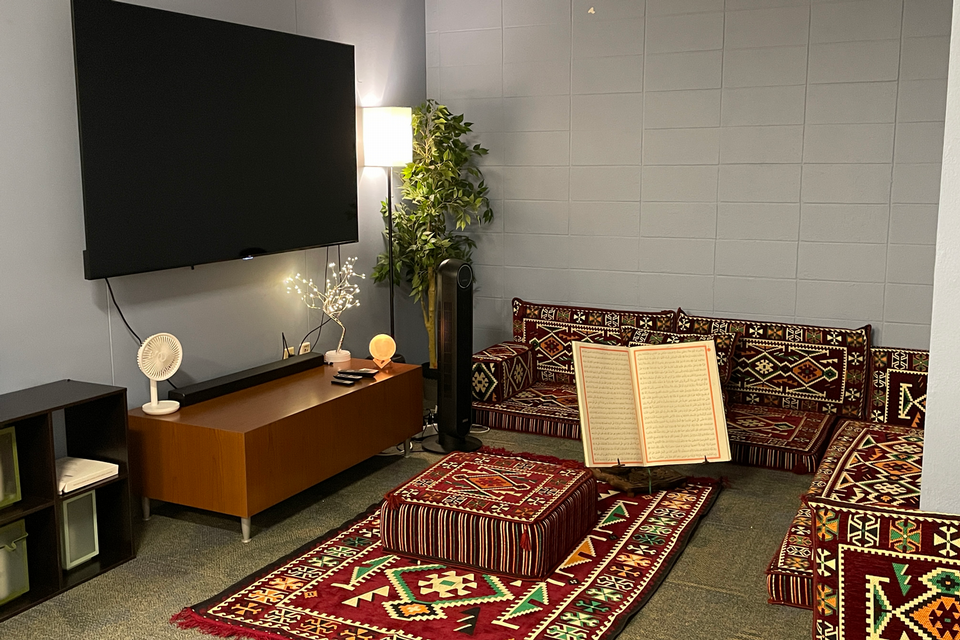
[362,107,413,167]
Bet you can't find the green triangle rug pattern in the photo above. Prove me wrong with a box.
[172,465,719,640]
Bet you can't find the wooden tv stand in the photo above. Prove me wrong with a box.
[128,359,422,542]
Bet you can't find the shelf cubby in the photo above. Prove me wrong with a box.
[0,380,134,623]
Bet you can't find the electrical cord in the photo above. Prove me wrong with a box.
[105,278,142,345]
[377,416,490,457]
[105,277,178,389]
[377,422,438,456]
[300,316,330,356]
[298,246,332,354]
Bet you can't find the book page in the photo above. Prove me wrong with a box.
[630,342,731,466]
[572,342,644,467]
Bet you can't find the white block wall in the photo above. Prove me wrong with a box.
[920,0,960,515]
[425,0,950,351]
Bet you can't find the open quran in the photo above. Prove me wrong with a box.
[572,340,731,468]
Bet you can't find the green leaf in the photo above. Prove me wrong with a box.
[373,99,495,333]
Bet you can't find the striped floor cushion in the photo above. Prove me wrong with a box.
[726,404,836,473]
[380,450,597,580]
[766,420,923,608]
[473,381,581,440]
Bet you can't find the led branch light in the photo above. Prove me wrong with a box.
[286,257,365,363]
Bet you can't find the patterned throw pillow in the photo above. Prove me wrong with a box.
[512,299,676,384]
[620,328,739,386]
[676,309,871,418]
[868,347,929,428]
[807,497,953,640]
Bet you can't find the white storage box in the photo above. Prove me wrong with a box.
[0,519,29,606]
[61,491,99,570]
[0,427,21,510]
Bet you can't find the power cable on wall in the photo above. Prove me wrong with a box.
[105,277,177,389]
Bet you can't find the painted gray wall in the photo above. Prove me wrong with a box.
[920,0,959,514]
[0,0,427,405]
[426,0,950,352]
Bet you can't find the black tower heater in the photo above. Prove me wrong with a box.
[423,258,482,453]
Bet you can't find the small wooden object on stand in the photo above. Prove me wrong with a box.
[591,466,686,496]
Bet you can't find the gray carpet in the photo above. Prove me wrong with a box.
[0,429,813,639]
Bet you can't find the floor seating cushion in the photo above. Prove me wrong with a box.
[676,309,872,471]
[676,309,871,418]
[473,380,581,439]
[766,345,929,608]
[514,298,675,385]
[868,347,929,427]
[472,341,534,404]
[766,419,924,609]
[726,404,836,474]
[808,496,954,640]
[472,299,675,439]
[380,450,598,580]
[620,328,740,386]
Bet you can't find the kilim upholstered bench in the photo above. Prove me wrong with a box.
[473,301,872,475]
[675,309,872,473]
[807,496,953,640]
[380,450,597,580]
[766,346,928,609]
[766,419,923,608]
[472,299,676,440]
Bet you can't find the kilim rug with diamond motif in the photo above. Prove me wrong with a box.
[172,451,720,640]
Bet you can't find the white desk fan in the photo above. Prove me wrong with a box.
[137,333,183,415]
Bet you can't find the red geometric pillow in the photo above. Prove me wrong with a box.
[807,497,950,640]
[676,309,871,418]
[620,328,739,386]
[512,298,675,384]
[868,347,929,428]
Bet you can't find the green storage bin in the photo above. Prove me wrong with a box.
[0,426,21,510]
[0,519,29,606]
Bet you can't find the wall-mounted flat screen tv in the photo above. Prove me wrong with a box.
[72,0,359,280]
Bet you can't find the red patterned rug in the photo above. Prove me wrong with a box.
[172,451,720,640]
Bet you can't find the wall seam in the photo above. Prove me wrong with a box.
[566,0,574,305]
[794,2,813,324]
[713,1,725,314]
[638,0,647,310]
[881,0,909,347]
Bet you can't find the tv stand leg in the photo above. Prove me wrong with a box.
[404,438,412,458]
[241,517,251,543]
[142,497,151,521]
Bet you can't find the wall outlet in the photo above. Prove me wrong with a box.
[283,346,296,359]
[298,341,311,355]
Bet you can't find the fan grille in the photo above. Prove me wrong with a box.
[137,333,183,380]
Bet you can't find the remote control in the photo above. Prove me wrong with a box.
[335,373,363,381]
[331,378,355,386]
[340,368,378,377]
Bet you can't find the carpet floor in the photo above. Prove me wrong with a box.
[0,428,812,640]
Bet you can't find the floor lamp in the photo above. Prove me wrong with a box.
[362,107,413,340]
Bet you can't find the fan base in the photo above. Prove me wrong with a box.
[142,400,180,416]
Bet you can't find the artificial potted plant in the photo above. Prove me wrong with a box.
[373,100,493,369]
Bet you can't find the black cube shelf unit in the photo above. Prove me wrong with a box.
[0,380,134,622]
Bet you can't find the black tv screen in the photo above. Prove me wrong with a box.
[72,0,359,280]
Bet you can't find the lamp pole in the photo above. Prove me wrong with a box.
[387,168,395,339]
[361,106,411,344]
